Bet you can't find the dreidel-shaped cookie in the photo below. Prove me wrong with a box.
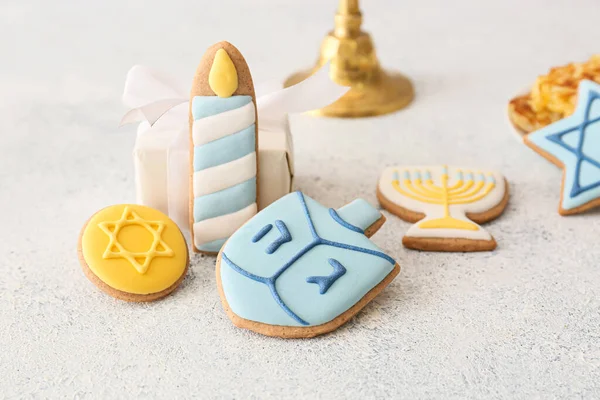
[189,41,258,255]
[378,165,509,252]
[216,191,400,338]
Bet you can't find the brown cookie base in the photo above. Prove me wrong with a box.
[189,41,259,254]
[215,216,399,338]
[363,214,386,238]
[401,236,497,252]
[77,223,189,302]
[524,135,600,215]
[194,249,219,257]
[377,179,510,252]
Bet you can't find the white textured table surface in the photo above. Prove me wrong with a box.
[1,0,600,398]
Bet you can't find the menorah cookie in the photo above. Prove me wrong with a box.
[189,41,258,254]
[524,80,600,215]
[78,204,189,302]
[377,166,509,252]
[216,191,400,338]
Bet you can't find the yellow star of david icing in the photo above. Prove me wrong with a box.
[79,204,188,295]
[97,207,174,274]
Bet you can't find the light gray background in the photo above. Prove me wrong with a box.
[1,0,599,398]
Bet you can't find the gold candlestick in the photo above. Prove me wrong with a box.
[284,0,414,118]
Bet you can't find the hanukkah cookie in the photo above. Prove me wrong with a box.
[78,204,189,301]
[377,166,509,252]
[216,191,400,338]
[525,80,600,215]
[189,41,258,255]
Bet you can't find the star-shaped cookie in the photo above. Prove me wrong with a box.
[525,79,600,215]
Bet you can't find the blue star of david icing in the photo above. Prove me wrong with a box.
[219,192,396,327]
[526,80,600,213]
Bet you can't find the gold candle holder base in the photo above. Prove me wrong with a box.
[284,0,414,118]
[285,69,414,118]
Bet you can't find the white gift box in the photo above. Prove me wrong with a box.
[134,122,172,214]
[257,117,294,209]
[121,64,346,232]
[133,108,294,230]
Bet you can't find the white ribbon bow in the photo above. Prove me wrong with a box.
[120,63,348,228]
[120,63,347,129]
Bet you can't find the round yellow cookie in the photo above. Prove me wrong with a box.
[78,204,189,302]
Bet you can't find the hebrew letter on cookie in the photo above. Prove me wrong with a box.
[378,165,509,252]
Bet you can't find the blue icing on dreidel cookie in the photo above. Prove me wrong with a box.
[216,192,400,338]
[525,80,600,215]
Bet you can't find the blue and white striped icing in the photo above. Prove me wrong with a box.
[192,95,257,252]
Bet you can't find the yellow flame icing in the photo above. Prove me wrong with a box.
[209,49,238,98]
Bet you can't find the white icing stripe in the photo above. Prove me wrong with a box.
[193,203,258,245]
[193,152,257,197]
[192,101,255,146]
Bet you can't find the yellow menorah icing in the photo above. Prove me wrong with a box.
[391,166,496,230]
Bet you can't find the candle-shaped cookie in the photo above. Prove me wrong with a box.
[189,42,258,254]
